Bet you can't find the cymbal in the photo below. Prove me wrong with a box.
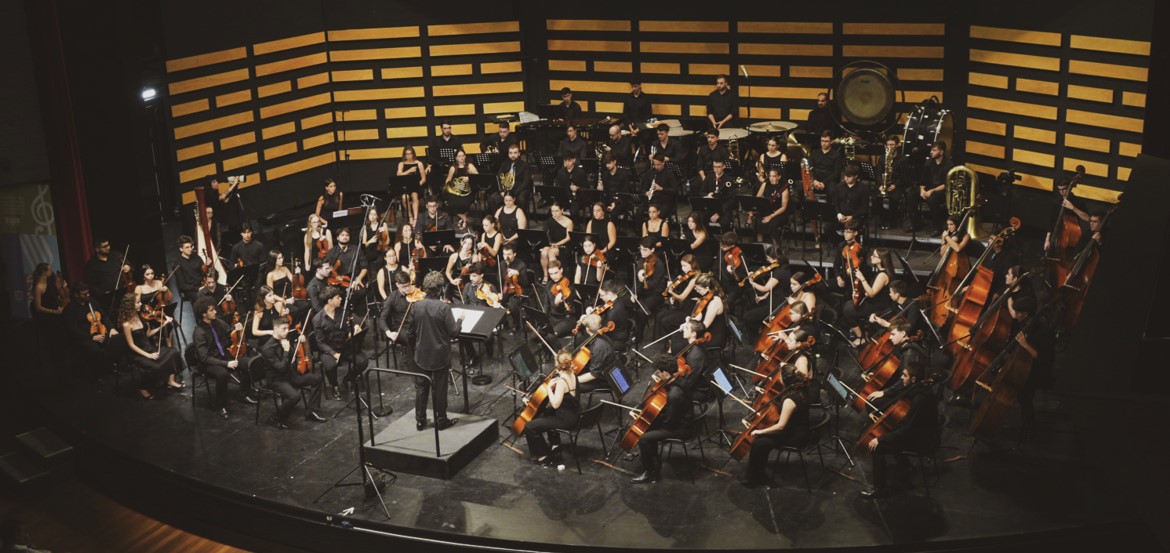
[747,121,798,133]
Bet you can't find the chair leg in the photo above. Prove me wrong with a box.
[798,451,812,492]
[595,419,608,457]
[572,434,582,475]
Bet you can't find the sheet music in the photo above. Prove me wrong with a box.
[450,308,484,334]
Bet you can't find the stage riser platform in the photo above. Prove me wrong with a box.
[362,409,498,480]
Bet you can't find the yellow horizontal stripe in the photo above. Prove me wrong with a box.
[215,89,252,108]
[176,143,214,162]
[258,81,291,98]
[179,163,217,184]
[549,80,636,94]
[741,43,832,56]
[330,47,422,62]
[265,152,337,182]
[255,52,327,77]
[299,72,327,89]
[1068,60,1147,82]
[331,69,374,82]
[1064,133,1109,152]
[898,68,943,81]
[1067,84,1113,103]
[1016,78,1059,96]
[335,87,425,101]
[1063,157,1109,178]
[171,99,209,118]
[753,85,831,99]
[788,66,831,78]
[259,92,331,119]
[547,19,630,32]
[428,21,519,36]
[844,45,943,58]
[430,41,520,57]
[327,27,419,41]
[433,81,522,97]
[168,68,249,96]
[264,143,298,160]
[1070,35,1150,56]
[748,107,782,119]
[689,63,730,76]
[969,26,1061,46]
[1014,125,1056,144]
[843,23,945,35]
[1119,142,1141,157]
[222,152,257,172]
[789,108,810,121]
[219,131,255,151]
[965,141,1005,159]
[386,106,427,119]
[743,64,780,77]
[967,95,1057,119]
[341,129,380,141]
[434,104,476,116]
[549,60,586,72]
[1118,167,1130,182]
[387,126,428,139]
[166,47,248,73]
[342,109,378,121]
[302,132,335,150]
[484,101,524,114]
[1122,91,1146,108]
[432,64,473,77]
[301,112,334,130]
[594,61,633,73]
[174,111,254,140]
[482,61,521,74]
[1012,148,1055,168]
[381,66,424,80]
[253,32,325,56]
[640,21,727,33]
[1066,109,1143,133]
[737,22,832,34]
[904,91,943,103]
[548,39,631,52]
[595,101,623,113]
[641,62,680,74]
[347,147,406,160]
[969,49,1060,71]
[966,118,1006,136]
[262,122,296,140]
[968,72,1007,89]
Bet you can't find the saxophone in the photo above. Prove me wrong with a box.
[880,146,895,198]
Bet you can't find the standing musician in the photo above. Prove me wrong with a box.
[229,223,266,270]
[540,202,574,283]
[543,260,576,340]
[987,233,1021,301]
[916,141,954,232]
[261,317,326,428]
[655,254,700,336]
[829,163,870,238]
[574,314,616,393]
[481,121,519,157]
[1008,293,1056,431]
[84,238,132,307]
[751,167,791,242]
[699,157,735,228]
[427,121,464,176]
[622,79,652,134]
[843,248,895,346]
[861,361,938,498]
[876,134,907,231]
[523,350,580,466]
[740,364,811,488]
[1043,175,1091,254]
[63,282,116,373]
[500,243,530,332]
[311,286,370,400]
[649,124,681,163]
[634,236,668,319]
[706,74,737,130]
[809,131,843,194]
[175,235,205,346]
[489,144,533,213]
[315,179,344,224]
[396,145,426,225]
[696,129,729,183]
[303,214,333,271]
[407,271,463,431]
[558,87,582,122]
[192,296,258,419]
[862,320,928,412]
[558,123,589,163]
[805,92,835,137]
[632,322,707,484]
[601,125,634,169]
[742,246,791,335]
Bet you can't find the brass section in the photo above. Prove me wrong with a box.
[381,67,425,79]
[899,68,944,81]
[641,62,680,74]
[255,52,327,77]
[1012,148,1055,168]
[843,23,945,35]
[547,39,631,52]
[432,64,473,77]
[302,132,335,150]
[445,175,471,196]
[1066,109,1143,133]
[641,21,728,33]
[265,152,337,182]
[1016,78,1059,96]
[967,95,1058,120]
[166,47,247,73]
[215,89,252,108]
[594,61,633,73]
[965,141,1005,159]
[1070,35,1151,56]
[219,131,256,151]
[968,72,1008,89]
[969,49,1060,71]
[171,99,209,118]
[327,27,419,41]
[301,112,334,130]
[482,61,522,74]
[259,92,331,119]
[174,111,254,140]
[331,69,374,82]
[945,165,979,237]
[969,26,1061,46]
[330,47,422,62]
[546,20,631,32]
[264,142,298,160]
[253,32,325,56]
[428,21,519,36]
[1064,133,1110,152]
[843,45,943,58]
[736,22,832,34]
[179,163,217,184]
[430,41,520,57]
[262,122,296,140]
[222,152,257,172]
[335,87,425,101]
[1122,92,1146,108]
[1066,84,1113,103]
[385,106,428,119]
[1068,60,1147,82]
[1063,158,1108,177]
[434,104,476,116]
[740,43,832,56]
[483,101,525,113]
[176,143,215,162]
[169,68,250,96]
[549,60,587,71]
[434,81,521,97]
[788,66,832,78]
[1014,125,1057,144]
[258,81,292,98]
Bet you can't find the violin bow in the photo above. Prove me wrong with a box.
[235,312,251,362]
[288,309,313,365]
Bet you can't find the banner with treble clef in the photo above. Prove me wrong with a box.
[0,183,61,319]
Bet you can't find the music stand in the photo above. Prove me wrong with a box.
[603,364,634,400]
[573,283,600,307]
[688,197,724,219]
[416,257,450,284]
[613,235,643,266]
[738,242,768,264]
[736,195,772,215]
[822,372,857,467]
[451,304,505,391]
[522,305,554,335]
[534,184,570,209]
[516,229,549,258]
[421,229,457,253]
[575,188,604,208]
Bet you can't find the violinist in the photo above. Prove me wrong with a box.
[544,261,576,339]
[861,361,938,499]
[197,273,234,322]
[641,203,670,250]
[741,364,810,488]
[523,351,579,467]
[500,244,530,332]
[192,297,258,418]
[574,235,605,285]
[396,145,426,225]
[406,271,463,431]
[393,221,423,278]
[833,221,866,296]
[134,265,174,347]
[718,232,747,306]
[62,282,116,372]
[574,314,616,394]
[360,208,389,273]
[380,271,419,345]
[540,201,574,283]
[478,215,503,266]
[634,236,667,316]
[493,190,528,245]
[229,224,266,270]
[325,227,369,315]
[631,321,706,484]
[489,144,532,213]
[446,235,478,298]
[742,246,792,335]
[84,238,132,306]
[684,213,716,271]
[314,178,344,224]
[118,294,183,399]
[585,202,618,255]
[655,255,699,341]
[260,317,326,429]
[312,286,370,401]
[676,272,726,351]
[1008,293,1055,432]
[444,150,478,229]
[1043,176,1091,255]
[752,167,790,242]
[376,248,408,303]
[843,248,894,346]
[594,280,631,344]
[461,262,501,310]
[415,197,454,252]
[863,320,928,412]
[303,214,333,271]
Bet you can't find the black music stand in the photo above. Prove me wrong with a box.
[534,184,570,209]
[388,174,420,197]
[612,235,643,267]
[516,229,549,258]
[738,242,768,264]
[415,257,450,284]
[688,197,724,220]
[801,199,837,255]
[575,188,604,209]
[421,229,457,254]
[521,305,555,350]
[573,283,600,307]
[451,304,506,397]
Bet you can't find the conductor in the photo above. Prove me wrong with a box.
[408,271,464,431]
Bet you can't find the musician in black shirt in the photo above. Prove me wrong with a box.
[870,280,927,339]
[622,80,652,133]
[601,125,634,168]
[407,271,462,431]
[649,124,681,163]
[489,144,532,212]
[62,282,115,373]
[695,129,728,182]
[600,154,632,195]
[260,317,326,428]
[861,361,939,498]
[804,92,835,138]
[632,321,707,483]
[634,236,667,319]
[229,224,266,268]
[554,153,589,214]
[558,87,582,122]
[1009,294,1056,431]
[427,121,463,175]
[305,262,330,313]
[324,227,369,314]
[500,244,530,332]
[558,124,589,162]
[1043,175,1091,254]
[84,238,132,304]
[575,314,615,394]
[828,163,870,237]
[595,280,632,345]
[191,297,257,418]
[706,75,737,130]
[864,320,928,412]
[481,121,518,155]
[311,286,369,399]
[876,135,909,230]
[915,141,954,232]
[642,154,679,214]
[810,131,843,193]
[175,235,205,304]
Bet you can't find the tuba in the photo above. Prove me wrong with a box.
[446,175,471,197]
[946,165,979,237]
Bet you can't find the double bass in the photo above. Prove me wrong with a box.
[619,333,711,452]
[1044,166,1086,283]
[925,204,978,326]
[942,218,1021,356]
[1058,205,1114,329]
[968,302,1053,441]
[948,268,1039,392]
[855,372,941,451]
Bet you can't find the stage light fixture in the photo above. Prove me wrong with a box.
[141,87,158,102]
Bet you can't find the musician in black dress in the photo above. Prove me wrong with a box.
[915,141,954,232]
[443,150,478,229]
[741,364,811,487]
[558,124,589,163]
[407,271,462,431]
[523,350,580,466]
[558,87,582,122]
[684,213,717,271]
[312,286,370,400]
[260,317,326,428]
[622,79,652,133]
[632,321,706,484]
[861,361,938,498]
[191,296,258,418]
[752,167,791,242]
[655,255,699,340]
[706,75,737,130]
[574,314,615,394]
[634,236,667,321]
[117,294,183,399]
[842,248,894,345]
[315,179,344,224]
[742,246,792,336]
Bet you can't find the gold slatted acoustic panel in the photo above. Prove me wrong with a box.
[545,20,944,129]
[167,22,525,204]
[965,26,1149,203]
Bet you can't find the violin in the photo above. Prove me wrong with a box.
[842,241,864,306]
[663,270,697,299]
[406,288,426,302]
[86,302,107,337]
[295,332,312,374]
[229,313,249,359]
[479,236,498,268]
[691,290,714,318]
[550,277,572,306]
[739,262,779,287]
[724,245,744,277]
[584,250,606,269]
[571,300,613,334]
[327,259,352,288]
[504,271,523,297]
[620,333,711,452]
[642,254,657,278]
[475,283,503,308]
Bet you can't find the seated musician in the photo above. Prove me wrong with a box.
[574,314,615,394]
[696,129,728,183]
[676,272,727,352]
[743,246,792,336]
[540,202,574,283]
[544,260,576,340]
[699,157,735,227]
[192,296,258,418]
[558,87,582,122]
[655,254,699,340]
[861,361,938,498]
[478,215,504,266]
[260,317,326,428]
[500,244,530,332]
[809,131,843,194]
[863,319,928,412]
[751,167,790,242]
[741,364,811,488]
[459,263,500,368]
[197,273,230,311]
[788,273,819,313]
[600,153,631,195]
[940,215,971,263]
[267,250,308,322]
[649,124,680,163]
[426,120,463,175]
[757,136,788,185]
[62,282,116,375]
[574,235,605,286]
[804,92,834,137]
[585,202,618,256]
[843,248,894,346]
[523,350,580,467]
[594,280,632,345]
[622,79,652,135]
[482,121,518,156]
[443,150,478,229]
[118,294,183,399]
[554,153,589,213]
[642,154,678,214]
[315,179,344,224]
[870,280,927,339]
[305,262,331,313]
[248,286,285,350]
[558,123,589,162]
[634,236,667,321]
[446,235,478,299]
[1044,175,1092,254]
[229,223,266,271]
[375,248,408,303]
[915,141,954,232]
[303,214,333,271]
[684,213,717,272]
[828,163,869,238]
[311,286,370,400]
[987,233,1021,301]
[488,144,532,213]
[602,125,634,168]
[632,321,707,484]
[416,197,455,251]
[718,232,748,307]
[641,203,670,249]
[325,227,369,313]
[1008,293,1056,432]
[706,74,737,130]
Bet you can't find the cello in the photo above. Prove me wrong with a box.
[924,204,978,327]
[754,273,821,353]
[842,241,864,307]
[752,336,815,399]
[852,332,923,412]
[942,218,1021,356]
[855,372,941,451]
[968,302,1053,441]
[947,267,1040,392]
[619,333,711,452]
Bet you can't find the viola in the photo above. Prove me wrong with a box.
[584,250,606,269]
[852,332,923,412]
[327,259,352,288]
[406,288,426,302]
[724,246,744,278]
[291,268,308,300]
[842,241,864,306]
[551,277,572,304]
[295,334,312,374]
[739,262,779,287]
[86,302,107,337]
[620,333,711,452]
[663,270,698,299]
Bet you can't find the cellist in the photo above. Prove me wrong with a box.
[632,320,707,484]
[860,361,938,499]
[522,351,579,467]
[863,319,928,412]
[574,314,616,394]
[740,365,811,488]
[869,280,927,339]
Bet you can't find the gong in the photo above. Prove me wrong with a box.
[836,67,895,127]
